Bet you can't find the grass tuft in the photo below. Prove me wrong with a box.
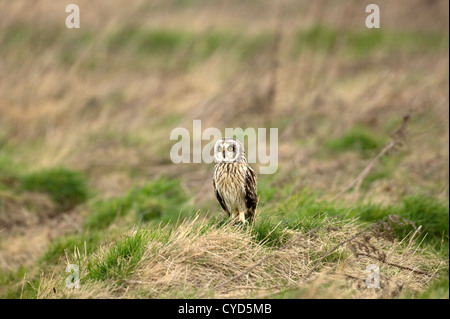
[21,168,89,210]
[86,229,151,281]
[324,127,386,156]
[85,177,190,230]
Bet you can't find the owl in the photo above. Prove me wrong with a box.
[213,137,258,223]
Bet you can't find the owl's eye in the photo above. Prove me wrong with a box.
[218,147,222,152]
[227,146,233,152]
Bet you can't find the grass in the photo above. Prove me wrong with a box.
[251,218,290,247]
[416,277,449,299]
[356,195,449,239]
[85,177,191,230]
[1,1,448,300]
[324,126,386,156]
[105,26,272,69]
[35,213,448,299]
[1,23,95,66]
[0,155,20,191]
[86,229,151,281]
[256,177,449,248]
[4,180,448,299]
[0,266,28,299]
[360,156,403,189]
[21,168,89,211]
[107,27,190,56]
[0,161,89,228]
[294,26,449,57]
[2,23,35,48]
[2,158,448,299]
[39,230,104,266]
[26,170,447,299]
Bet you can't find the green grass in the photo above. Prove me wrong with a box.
[5,23,447,74]
[106,26,272,68]
[107,27,190,55]
[21,168,89,210]
[324,126,386,156]
[0,154,90,211]
[86,229,151,281]
[251,217,293,247]
[0,266,28,299]
[0,155,20,191]
[2,23,35,48]
[357,194,449,241]
[23,178,448,299]
[416,277,449,299]
[258,176,448,248]
[39,230,104,266]
[3,23,273,71]
[361,156,402,189]
[401,276,449,299]
[85,177,191,230]
[0,264,42,299]
[294,26,449,56]
[59,31,95,65]
[1,23,95,66]
[295,26,338,53]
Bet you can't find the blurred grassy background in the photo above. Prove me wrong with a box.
[0,0,448,298]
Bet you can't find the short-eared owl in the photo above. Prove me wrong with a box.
[213,137,258,223]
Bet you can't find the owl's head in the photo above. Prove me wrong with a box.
[214,137,246,164]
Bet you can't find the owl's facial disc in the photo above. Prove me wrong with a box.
[214,139,240,163]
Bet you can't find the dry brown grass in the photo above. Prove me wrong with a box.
[0,190,84,271]
[35,216,446,299]
[0,0,448,299]
[0,190,55,229]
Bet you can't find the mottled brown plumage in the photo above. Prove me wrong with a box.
[213,138,258,223]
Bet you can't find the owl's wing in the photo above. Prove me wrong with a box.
[213,179,228,213]
[244,166,258,221]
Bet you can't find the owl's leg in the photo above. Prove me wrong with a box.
[245,209,255,223]
[238,211,246,224]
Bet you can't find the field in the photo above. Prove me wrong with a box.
[0,0,449,299]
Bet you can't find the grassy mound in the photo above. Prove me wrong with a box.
[36,215,447,299]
